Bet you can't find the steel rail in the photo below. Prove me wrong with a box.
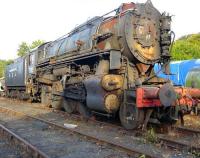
[0,124,49,158]
[14,101,200,136]
[62,110,200,153]
[150,121,200,136]
[0,105,160,158]
[157,135,200,152]
[172,126,200,135]
[1,101,200,154]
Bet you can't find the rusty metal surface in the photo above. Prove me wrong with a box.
[43,17,103,60]
[101,74,123,91]
[172,126,200,135]
[136,87,161,108]
[124,2,161,64]
[158,83,176,107]
[104,94,120,112]
[175,87,200,99]
[136,84,200,108]
[157,135,200,152]
[33,0,168,67]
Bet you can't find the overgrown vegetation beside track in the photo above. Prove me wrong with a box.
[172,33,200,60]
[0,60,13,78]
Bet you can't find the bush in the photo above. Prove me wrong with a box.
[171,33,200,60]
[0,60,13,78]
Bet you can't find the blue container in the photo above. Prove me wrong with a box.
[154,59,200,86]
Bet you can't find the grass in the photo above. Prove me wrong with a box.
[145,127,158,144]
[191,150,200,157]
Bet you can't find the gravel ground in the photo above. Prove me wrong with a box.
[0,98,196,158]
[183,115,200,130]
[0,133,30,158]
[164,129,200,147]
[0,111,135,158]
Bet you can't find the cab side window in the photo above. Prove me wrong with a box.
[29,54,34,66]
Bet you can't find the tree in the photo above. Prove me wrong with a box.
[17,42,29,57]
[17,40,45,57]
[171,33,200,60]
[30,40,45,49]
[0,59,13,78]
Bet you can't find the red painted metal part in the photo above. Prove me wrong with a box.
[173,87,200,107]
[136,87,161,108]
[136,86,200,108]
[174,87,200,98]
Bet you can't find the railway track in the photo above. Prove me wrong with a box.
[0,98,198,157]
[89,115,200,153]
[173,126,200,135]
[11,100,200,135]
[0,124,49,158]
[53,106,200,153]
[0,105,160,158]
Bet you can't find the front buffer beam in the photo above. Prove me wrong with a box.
[136,84,200,108]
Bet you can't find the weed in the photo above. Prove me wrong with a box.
[139,154,146,158]
[145,127,158,144]
[191,150,200,157]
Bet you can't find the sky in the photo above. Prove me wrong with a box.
[0,0,199,60]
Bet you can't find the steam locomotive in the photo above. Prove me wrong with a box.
[5,1,200,129]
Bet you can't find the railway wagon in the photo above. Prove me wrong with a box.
[185,67,200,114]
[5,49,38,100]
[5,1,200,129]
[154,59,200,86]
[186,67,200,88]
[5,57,26,98]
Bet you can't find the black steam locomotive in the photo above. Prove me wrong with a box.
[5,1,200,129]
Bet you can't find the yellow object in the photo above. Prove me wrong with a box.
[102,75,123,91]
[104,94,119,113]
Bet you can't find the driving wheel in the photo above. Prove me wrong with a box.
[78,103,91,119]
[62,99,76,114]
[119,103,140,130]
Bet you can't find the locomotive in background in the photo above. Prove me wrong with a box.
[4,0,200,129]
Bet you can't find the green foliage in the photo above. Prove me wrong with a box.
[145,127,158,143]
[139,155,146,158]
[171,33,200,60]
[0,59,13,78]
[0,40,44,77]
[191,151,200,157]
[17,42,29,57]
[30,40,45,49]
[17,40,45,57]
